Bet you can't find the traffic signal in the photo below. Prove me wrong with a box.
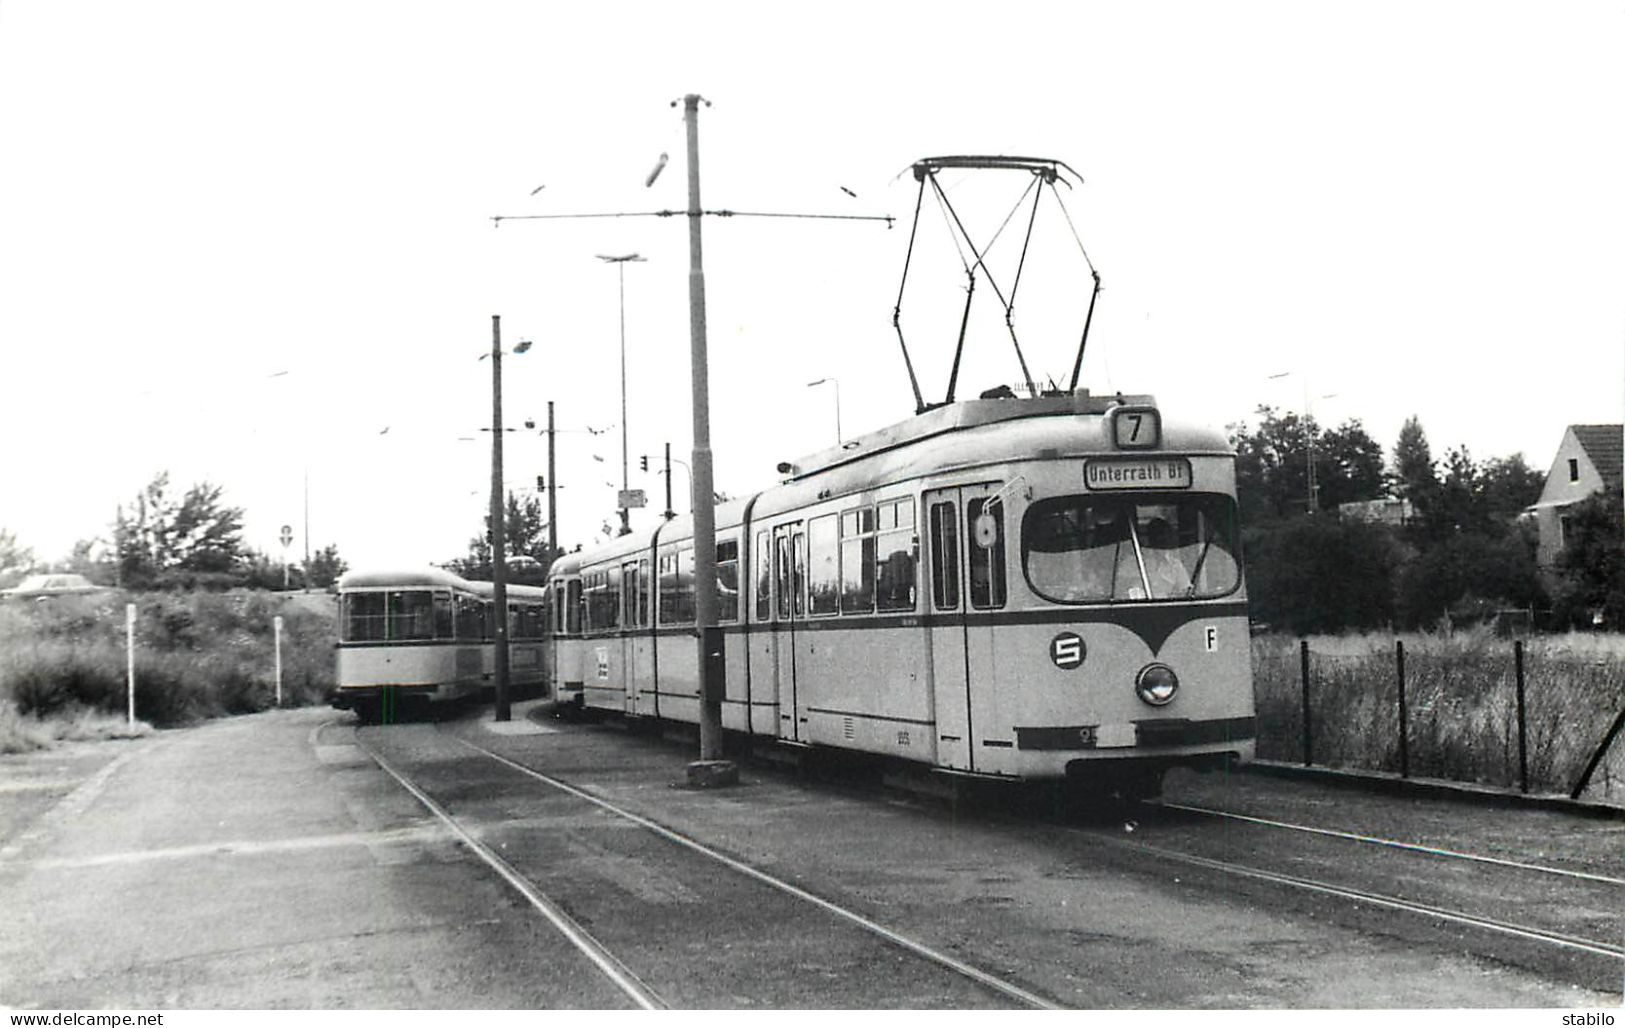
[639,455,648,472]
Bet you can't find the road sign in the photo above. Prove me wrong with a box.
[618,489,647,509]
[279,525,293,548]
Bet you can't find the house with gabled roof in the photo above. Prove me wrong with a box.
[1526,424,1623,571]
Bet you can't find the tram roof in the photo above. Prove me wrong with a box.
[751,393,1232,519]
[337,566,548,599]
[560,393,1235,560]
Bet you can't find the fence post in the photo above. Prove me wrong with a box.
[1396,639,1408,778]
[1300,639,1313,767]
[1514,640,1528,794]
[125,603,137,726]
[274,615,284,708]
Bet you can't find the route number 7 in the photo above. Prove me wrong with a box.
[1112,407,1159,449]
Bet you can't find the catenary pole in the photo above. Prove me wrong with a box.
[682,94,735,784]
[547,400,558,562]
[491,314,512,722]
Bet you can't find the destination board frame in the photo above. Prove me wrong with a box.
[1083,457,1193,490]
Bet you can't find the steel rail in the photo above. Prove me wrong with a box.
[1158,801,1625,887]
[355,732,666,1010]
[1094,832,1625,962]
[454,735,1059,1010]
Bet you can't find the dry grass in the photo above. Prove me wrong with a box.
[1253,627,1625,802]
[0,700,154,754]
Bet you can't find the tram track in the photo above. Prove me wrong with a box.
[1050,796,1625,979]
[350,723,1058,1010]
[1156,800,1625,887]
[1089,828,1625,962]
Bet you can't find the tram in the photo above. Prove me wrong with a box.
[548,392,1255,797]
[333,567,551,723]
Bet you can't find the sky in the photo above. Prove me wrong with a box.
[1,1,1621,572]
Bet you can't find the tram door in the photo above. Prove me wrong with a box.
[771,522,805,742]
[925,484,1004,771]
[620,560,647,715]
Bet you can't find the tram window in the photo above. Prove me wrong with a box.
[968,498,1007,610]
[930,502,960,610]
[716,539,739,622]
[807,515,839,616]
[658,552,677,623]
[677,549,695,623]
[638,560,650,627]
[876,499,917,612]
[387,590,436,641]
[567,580,583,634]
[659,551,695,625]
[453,593,480,639]
[776,533,793,619]
[840,507,876,614]
[622,562,644,629]
[343,592,386,642]
[755,532,771,621]
[433,592,454,638]
[606,566,622,629]
[1021,495,1240,603]
[792,530,806,617]
[480,600,495,641]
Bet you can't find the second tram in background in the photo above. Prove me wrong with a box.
[546,391,1255,799]
[333,568,550,724]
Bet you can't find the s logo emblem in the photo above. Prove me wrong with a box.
[1050,631,1085,670]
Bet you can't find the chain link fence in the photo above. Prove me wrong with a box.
[1253,631,1625,805]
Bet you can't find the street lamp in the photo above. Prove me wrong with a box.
[807,377,842,444]
[597,253,645,536]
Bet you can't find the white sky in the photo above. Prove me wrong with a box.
[2,1,1621,570]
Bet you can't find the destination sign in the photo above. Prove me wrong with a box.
[1084,457,1192,490]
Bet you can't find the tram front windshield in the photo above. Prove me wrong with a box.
[1022,494,1239,603]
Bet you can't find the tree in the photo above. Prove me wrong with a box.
[1550,491,1625,628]
[169,481,245,572]
[1478,453,1545,520]
[1230,406,1317,522]
[450,491,556,583]
[112,472,246,588]
[1315,419,1387,510]
[0,527,36,588]
[306,544,348,589]
[1230,407,1384,522]
[1392,415,1439,517]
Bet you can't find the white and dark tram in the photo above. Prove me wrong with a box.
[547,392,1255,797]
[334,568,550,724]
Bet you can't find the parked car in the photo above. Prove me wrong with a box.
[0,574,109,600]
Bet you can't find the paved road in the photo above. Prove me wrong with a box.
[0,705,1617,1008]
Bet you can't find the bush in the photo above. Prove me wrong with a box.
[1244,516,1405,634]
[0,590,336,729]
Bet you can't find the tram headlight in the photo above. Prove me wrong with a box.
[1135,663,1179,707]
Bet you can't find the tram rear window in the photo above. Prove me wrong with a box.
[342,590,449,642]
[342,593,386,641]
[1022,494,1240,604]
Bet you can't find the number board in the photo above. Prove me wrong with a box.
[1109,406,1160,449]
